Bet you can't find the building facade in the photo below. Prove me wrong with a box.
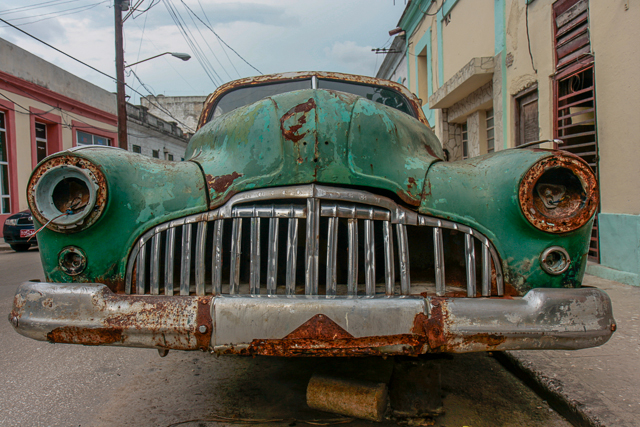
[379,0,640,284]
[0,37,190,236]
[126,103,189,161]
[141,94,207,137]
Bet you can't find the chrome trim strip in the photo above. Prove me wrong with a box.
[195,222,207,296]
[136,241,146,295]
[212,220,224,295]
[180,224,192,296]
[230,218,242,295]
[165,227,175,296]
[434,227,445,297]
[364,219,375,296]
[396,224,410,295]
[305,198,320,296]
[250,217,261,295]
[482,244,491,297]
[286,217,298,296]
[267,218,279,295]
[150,233,160,295]
[465,233,476,297]
[326,217,338,296]
[383,220,395,296]
[347,218,358,296]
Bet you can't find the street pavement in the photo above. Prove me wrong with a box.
[504,274,640,427]
[0,242,636,426]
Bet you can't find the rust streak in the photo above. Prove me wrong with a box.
[47,326,124,345]
[280,98,316,143]
[206,172,243,193]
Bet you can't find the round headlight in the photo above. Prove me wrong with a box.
[519,154,598,234]
[28,155,107,233]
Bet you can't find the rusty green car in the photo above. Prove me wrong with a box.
[9,72,614,356]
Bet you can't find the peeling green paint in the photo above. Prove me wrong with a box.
[187,89,443,207]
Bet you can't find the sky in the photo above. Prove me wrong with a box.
[0,0,407,104]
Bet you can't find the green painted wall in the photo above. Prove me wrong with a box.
[588,213,640,286]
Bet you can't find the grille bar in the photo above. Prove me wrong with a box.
[126,185,504,298]
[267,218,279,295]
[286,217,299,295]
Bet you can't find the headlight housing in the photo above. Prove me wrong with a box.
[518,153,598,234]
[27,155,108,233]
[4,218,18,226]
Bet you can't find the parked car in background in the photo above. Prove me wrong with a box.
[3,210,36,252]
[9,72,614,356]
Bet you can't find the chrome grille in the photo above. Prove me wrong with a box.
[125,185,504,297]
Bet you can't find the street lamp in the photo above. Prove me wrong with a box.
[125,52,191,68]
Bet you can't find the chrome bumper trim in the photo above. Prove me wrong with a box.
[9,282,615,355]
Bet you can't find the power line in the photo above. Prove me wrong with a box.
[0,0,84,16]
[0,16,115,82]
[162,0,221,87]
[196,0,240,78]
[0,18,195,132]
[182,1,233,81]
[0,1,108,27]
[179,0,262,75]
[128,15,200,96]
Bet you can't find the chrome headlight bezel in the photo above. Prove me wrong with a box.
[518,154,598,234]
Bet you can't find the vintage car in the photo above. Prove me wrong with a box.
[3,210,37,252]
[9,72,614,356]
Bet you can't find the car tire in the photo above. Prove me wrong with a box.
[10,244,30,252]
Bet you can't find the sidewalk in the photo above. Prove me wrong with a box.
[501,275,640,427]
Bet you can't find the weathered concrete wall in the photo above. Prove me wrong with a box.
[503,0,555,149]
[141,95,206,134]
[0,38,116,114]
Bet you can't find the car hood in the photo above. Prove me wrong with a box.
[186,89,444,207]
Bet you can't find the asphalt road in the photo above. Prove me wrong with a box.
[0,248,573,427]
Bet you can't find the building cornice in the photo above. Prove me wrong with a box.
[0,70,117,126]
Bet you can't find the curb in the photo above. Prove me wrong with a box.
[494,351,604,427]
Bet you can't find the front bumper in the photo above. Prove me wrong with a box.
[9,282,615,356]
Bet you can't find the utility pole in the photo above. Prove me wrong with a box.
[114,0,128,150]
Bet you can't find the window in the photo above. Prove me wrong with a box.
[515,86,539,147]
[132,145,141,154]
[35,122,48,163]
[461,123,468,160]
[167,154,174,161]
[0,112,10,213]
[152,150,159,158]
[486,108,495,153]
[77,130,111,146]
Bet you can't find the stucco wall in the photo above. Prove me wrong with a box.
[590,1,640,215]
[441,0,494,83]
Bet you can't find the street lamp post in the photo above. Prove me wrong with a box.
[125,52,191,68]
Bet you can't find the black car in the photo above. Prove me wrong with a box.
[3,210,37,252]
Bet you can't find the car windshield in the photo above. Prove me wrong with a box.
[208,78,415,122]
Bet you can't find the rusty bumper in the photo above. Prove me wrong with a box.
[9,282,615,355]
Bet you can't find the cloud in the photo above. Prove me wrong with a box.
[324,41,377,75]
